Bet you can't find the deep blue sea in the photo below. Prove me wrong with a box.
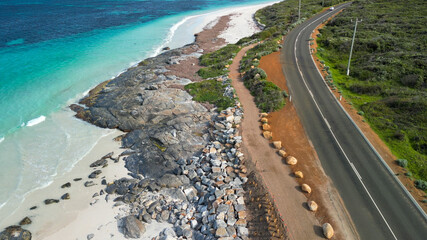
[0,0,274,227]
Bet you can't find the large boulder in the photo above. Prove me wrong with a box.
[260,118,268,123]
[286,156,297,165]
[294,171,303,178]
[301,183,312,193]
[262,123,271,131]
[278,149,286,157]
[272,141,282,149]
[307,201,318,211]
[0,226,31,240]
[322,223,334,239]
[262,131,272,140]
[122,216,145,238]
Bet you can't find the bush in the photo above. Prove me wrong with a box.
[396,159,408,168]
[415,179,427,191]
[184,80,235,111]
[242,68,285,112]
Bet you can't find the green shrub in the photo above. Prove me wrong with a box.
[184,80,234,111]
[415,179,427,191]
[357,111,365,116]
[242,68,285,112]
[396,159,408,168]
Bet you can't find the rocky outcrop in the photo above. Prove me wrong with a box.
[101,106,249,239]
[0,226,31,240]
[72,45,214,179]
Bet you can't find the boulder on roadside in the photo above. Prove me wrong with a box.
[273,141,282,149]
[122,216,146,238]
[260,118,268,123]
[0,226,31,240]
[262,131,272,139]
[301,183,312,193]
[322,223,334,239]
[286,156,297,165]
[19,217,32,226]
[307,201,318,211]
[294,171,303,178]
[260,113,268,118]
[262,123,271,131]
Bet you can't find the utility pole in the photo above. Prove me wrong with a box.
[347,18,362,76]
[298,0,301,21]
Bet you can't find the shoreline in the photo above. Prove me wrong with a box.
[1,1,278,239]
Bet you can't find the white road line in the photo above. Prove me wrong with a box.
[292,5,399,240]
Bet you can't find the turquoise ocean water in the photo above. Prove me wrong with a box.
[0,0,274,226]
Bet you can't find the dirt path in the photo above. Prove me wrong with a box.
[230,45,326,239]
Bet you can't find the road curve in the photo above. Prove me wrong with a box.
[280,3,427,240]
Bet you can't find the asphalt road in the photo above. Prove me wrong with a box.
[280,3,427,240]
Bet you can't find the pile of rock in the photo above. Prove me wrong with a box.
[103,106,249,239]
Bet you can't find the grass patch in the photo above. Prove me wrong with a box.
[184,79,235,111]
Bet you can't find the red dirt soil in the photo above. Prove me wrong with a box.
[311,13,427,212]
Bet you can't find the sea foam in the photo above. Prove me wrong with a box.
[26,115,46,127]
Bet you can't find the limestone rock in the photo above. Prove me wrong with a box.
[273,141,282,149]
[260,113,268,118]
[122,216,146,238]
[294,171,303,178]
[301,183,312,193]
[260,118,268,123]
[262,131,272,140]
[322,223,334,239]
[307,201,318,211]
[262,123,271,131]
[19,217,31,226]
[0,226,31,240]
[286,156,297,165]
[278,149,286,157]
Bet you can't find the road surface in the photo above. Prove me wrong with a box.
[280,3,427,239]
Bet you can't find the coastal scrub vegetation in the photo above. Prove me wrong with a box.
[197,44,240,78]
[242,68,286,112]
[194,0,346,113]
[315,0,427,186]
[184,79,235,111]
